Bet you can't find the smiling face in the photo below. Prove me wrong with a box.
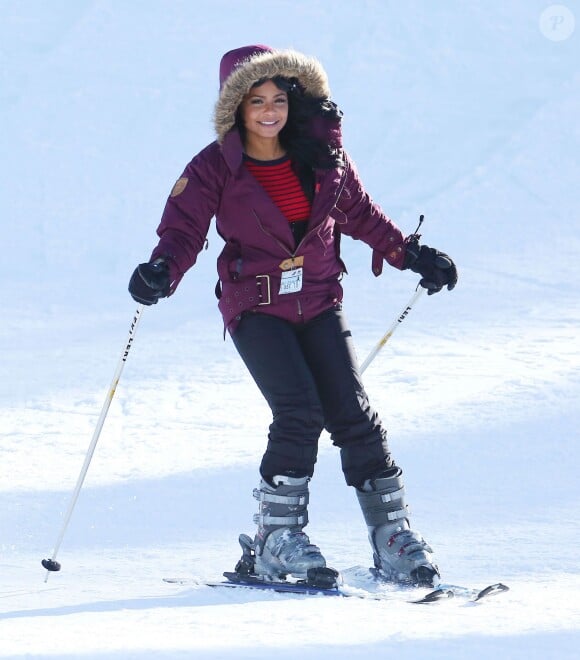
[240,79,289,149]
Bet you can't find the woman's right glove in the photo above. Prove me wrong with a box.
[403,237,458,295]
[128,259,170,305]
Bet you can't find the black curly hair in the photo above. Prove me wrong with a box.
[236,76,344,199]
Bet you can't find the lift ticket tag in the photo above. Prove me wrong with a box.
[278,256,304,295]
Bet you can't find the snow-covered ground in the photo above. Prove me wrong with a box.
[1,1,579,658]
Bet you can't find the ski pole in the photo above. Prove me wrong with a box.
[42,304,144,581]
[359,286,425,375]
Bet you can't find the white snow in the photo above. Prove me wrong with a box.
[1,1,579,658]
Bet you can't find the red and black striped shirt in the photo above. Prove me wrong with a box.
[244,155,311,223]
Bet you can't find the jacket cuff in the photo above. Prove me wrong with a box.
[402,235,421,270]
[371,249,384,277]
[149,249,183,295]
[372,242,406,276]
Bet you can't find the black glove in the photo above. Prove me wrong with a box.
[404,238,458,295]
[128,259,170,305]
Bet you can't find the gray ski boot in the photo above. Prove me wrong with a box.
[356,469,440,587]
[251,475,326,579]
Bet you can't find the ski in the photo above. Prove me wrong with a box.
[166,532,507,603]
[411,582,509,603]
[163,572,509,604]
[365,566,510,603]
[164,573,342,597]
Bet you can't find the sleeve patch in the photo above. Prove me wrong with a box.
[170,177,188,197]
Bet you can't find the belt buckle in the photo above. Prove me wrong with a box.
[256,274,271,305]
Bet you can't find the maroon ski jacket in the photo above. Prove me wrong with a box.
[150,128,407,332]
[149,46,410,333]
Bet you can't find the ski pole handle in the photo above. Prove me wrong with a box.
[43,304,144,581]
[359,287,425,375]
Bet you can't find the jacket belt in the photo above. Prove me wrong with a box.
[255,274,272,305]
[218,274,343,329]
[218,274,275,320]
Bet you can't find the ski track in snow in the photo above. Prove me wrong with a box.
[1,1,580,658]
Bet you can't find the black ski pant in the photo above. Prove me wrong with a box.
[231,308,396,487]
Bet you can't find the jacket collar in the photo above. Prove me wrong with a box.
[221,129,245,173]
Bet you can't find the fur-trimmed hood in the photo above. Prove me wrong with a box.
[214,46,332,144]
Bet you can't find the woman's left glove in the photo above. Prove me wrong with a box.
[404,238,458,295]
[128,259,170,305]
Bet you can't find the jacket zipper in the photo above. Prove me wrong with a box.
[253,210,304,318]
[295,168,347,254]
[252,167,347,320]
[252,168,347,258]
[252,210,294,258]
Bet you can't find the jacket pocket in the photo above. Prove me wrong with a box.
[329,207,347,225]
[217,240,243,281]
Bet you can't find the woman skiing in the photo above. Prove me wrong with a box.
[129,45,457,587]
